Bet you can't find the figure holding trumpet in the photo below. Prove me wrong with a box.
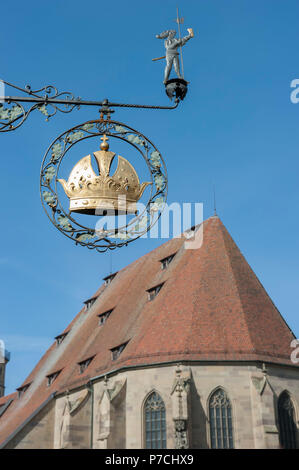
[154,27,194,84]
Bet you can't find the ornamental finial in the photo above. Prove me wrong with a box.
[100,134,109,151]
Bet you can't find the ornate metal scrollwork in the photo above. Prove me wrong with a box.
[0,79,180,133]
[0,80,81,132]
[40,119,168,252]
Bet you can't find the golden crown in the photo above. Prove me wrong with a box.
[58,135,151,215]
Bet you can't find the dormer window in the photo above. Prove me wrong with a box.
[103,272,117,286]
[183,226,197,241]
[46,370,61,386]
[111,342,128,361]
[17,383,31,398]
[55,332,68,345]
[160,253,175,270]
[0,398,13,417]
[98,309,113,326]
[84,296,98,311]
[147,283,164,301]
[78,356,94,374]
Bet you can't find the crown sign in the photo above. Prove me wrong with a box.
[58,135,151,215]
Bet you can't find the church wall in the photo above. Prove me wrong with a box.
[92,376,126,449]
[268,364,299,404]
[92,379,109,449]
[4,399,55,449]
[54,388,91,449]
[124,366,175,449]
[190,364,256,448]
[5,361,299,449]
[68,394,91,449]
[91,363,259,449]
[248,364,299,449]
[97,362,299,449]
[267,365,299,447]
[249,373,266,448]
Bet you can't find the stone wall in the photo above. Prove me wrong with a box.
[5,361,299,449]
[53,388,91,449]
[5,399,55,449]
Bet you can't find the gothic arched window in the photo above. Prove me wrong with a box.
[144,391,166,449]
[278,391,297,449]
[209,388,234,449]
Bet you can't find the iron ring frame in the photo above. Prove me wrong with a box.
[40,119,168,252]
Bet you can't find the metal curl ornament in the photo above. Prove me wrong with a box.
[40,119,168,252]
[0,80,81,132]
[0,78,180,133]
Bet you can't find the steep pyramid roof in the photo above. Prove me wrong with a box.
[0,216,297,446]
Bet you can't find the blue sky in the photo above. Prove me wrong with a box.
[1,0,299,394]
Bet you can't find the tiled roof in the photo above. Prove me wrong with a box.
[0,392,17,407]
[0,216,297,446]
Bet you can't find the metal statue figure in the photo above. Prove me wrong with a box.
[154,28,194,84]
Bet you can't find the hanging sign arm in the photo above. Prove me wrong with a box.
[0,80,180,133]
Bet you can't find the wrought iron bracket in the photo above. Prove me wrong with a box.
[0,80,180,132]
